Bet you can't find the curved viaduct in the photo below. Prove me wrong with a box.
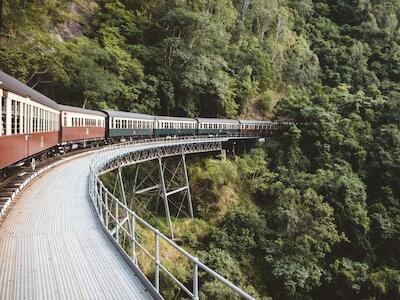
[0,136,257,300]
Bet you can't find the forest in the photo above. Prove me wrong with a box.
[1,0,400,299]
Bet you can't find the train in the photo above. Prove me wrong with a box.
[0,70,276,170]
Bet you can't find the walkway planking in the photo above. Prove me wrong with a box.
[0,154,153,300]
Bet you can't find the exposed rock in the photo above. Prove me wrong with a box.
[52,1,99,42]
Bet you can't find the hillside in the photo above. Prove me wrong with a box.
[1,1,400,299]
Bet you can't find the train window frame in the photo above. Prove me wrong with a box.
[11,100,16,134]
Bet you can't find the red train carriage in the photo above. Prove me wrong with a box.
[239,119,276,136]
[60,105,106,145]
[0,71,60,170]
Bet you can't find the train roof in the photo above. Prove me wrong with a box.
[0,70,60,110]
[155,115,197,122]
[60,104,106,117]
[239,119,275,124]
[196,118,239,124]
[102,110,154,120]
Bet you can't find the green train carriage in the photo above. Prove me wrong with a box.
[102,110,154,141]
[196,118,240,135]
[154,116,197,136]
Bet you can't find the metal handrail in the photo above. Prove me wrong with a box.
[88,135,255,300]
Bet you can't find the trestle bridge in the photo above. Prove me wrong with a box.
[0,135,258,299]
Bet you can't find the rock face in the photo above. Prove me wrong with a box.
[53,1,98,42]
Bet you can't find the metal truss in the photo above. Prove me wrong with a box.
[97,141,222,175]
[103,142,218,238]
[125,154,194,239]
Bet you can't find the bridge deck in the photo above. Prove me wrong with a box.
[0,154,152,300]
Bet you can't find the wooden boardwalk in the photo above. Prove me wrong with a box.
[0,154,153,300]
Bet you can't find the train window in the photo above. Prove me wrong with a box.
[11,100,17,134]
[37,108,41,132]
[36,107,39,132]
[27,105,31,132]
[43,111,46,131]
[20,103,25,133]
[10,100,15,134]
[40,109,43,132]
[33,106,36,133]
[44,111,47,131]
[42,109,45,132]
[17,102,21,134]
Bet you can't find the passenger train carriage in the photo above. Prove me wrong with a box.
[197,118,240,135]
[239,120,276,135]
[154,116,197,136]
[0,71,60,169]
[60,105,106,144]
[0,70,276,172]
[102,110,154,140]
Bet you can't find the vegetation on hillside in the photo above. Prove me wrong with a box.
[1,0,400,299]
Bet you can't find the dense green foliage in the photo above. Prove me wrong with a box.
[1,0,400,299]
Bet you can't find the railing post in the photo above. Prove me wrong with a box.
[193,257,199,300]
[99,183,103,219]
[115,201,119,242]
[132,215,137,265]
[104,192,109,227]
[155,230,160,292]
